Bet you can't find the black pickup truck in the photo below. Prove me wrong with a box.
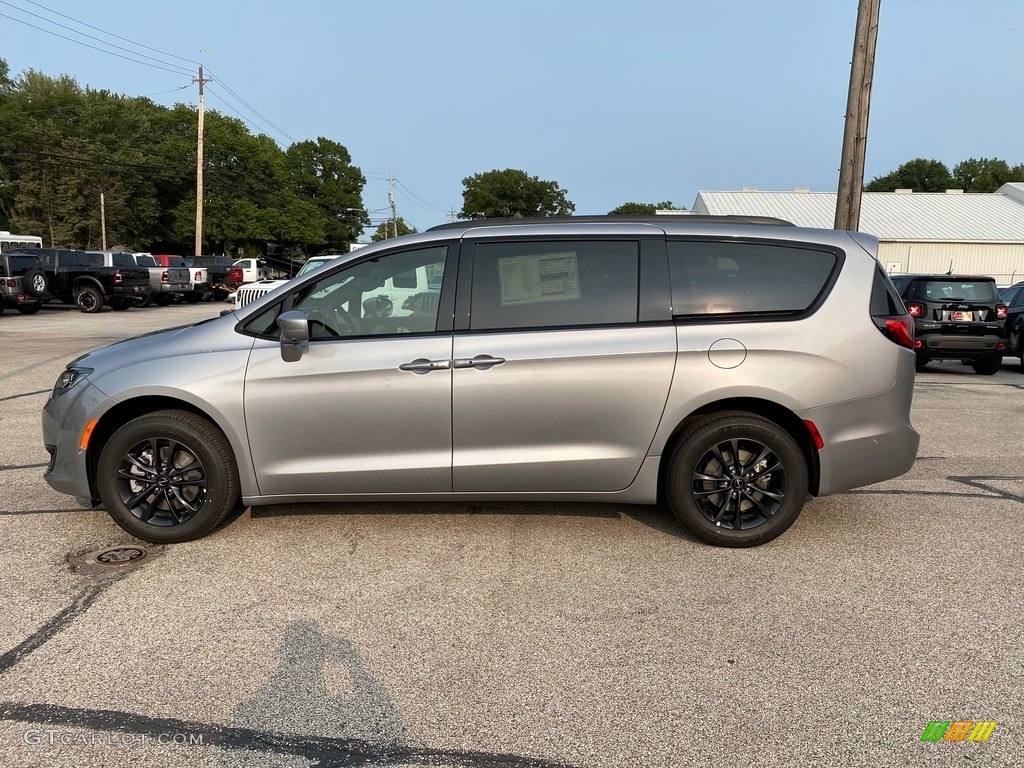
[184,255,235,301]
[18,248,151,313]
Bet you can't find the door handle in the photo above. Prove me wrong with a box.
[453,355,506,370]
[398,358,451,374]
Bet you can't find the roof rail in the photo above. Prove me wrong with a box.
[427,214,795,231]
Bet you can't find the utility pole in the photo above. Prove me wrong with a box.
[100,192,107,250]
[193,65,212,255]
[835,0,881,231]
[387,173,398,239]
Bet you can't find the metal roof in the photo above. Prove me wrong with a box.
[692,187,1024,242]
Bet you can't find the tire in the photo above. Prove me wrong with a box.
[22,268,47,297]
[971,355,1002,375]
[184,292,201,304]
[16,303,42,314]
[915,356,930,370]
[153,294,172,306]
[75,285,104,313]
[109,298,130,311]
[96,410,241,543]
[132,294,152,308]
[664,411,809,547]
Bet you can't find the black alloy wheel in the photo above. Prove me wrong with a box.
[75,285,103,313]
[666,412,808,547]
[97,410,240,543]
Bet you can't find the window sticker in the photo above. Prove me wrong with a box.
[498,252,581,306]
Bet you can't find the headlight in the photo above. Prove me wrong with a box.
[52,367,93,398]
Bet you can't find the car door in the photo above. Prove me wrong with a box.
[242,244,455,497]
[451,235,676,493]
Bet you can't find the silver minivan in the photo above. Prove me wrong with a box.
[42,216,920,547]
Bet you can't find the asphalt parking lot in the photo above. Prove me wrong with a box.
[1,302,1022,768]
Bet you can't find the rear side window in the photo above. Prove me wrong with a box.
[469,240,639,330]
[871,267,905,316]
[667,240,838,317]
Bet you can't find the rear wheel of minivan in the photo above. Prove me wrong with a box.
[97,410,241,543]
[665,412,808,547]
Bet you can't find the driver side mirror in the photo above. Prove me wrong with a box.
[278,310,309,362]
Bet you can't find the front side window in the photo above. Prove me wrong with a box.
[469,240,639,330]
[246,245,448,339]
[668,240,839,317]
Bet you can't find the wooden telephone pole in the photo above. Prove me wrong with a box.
[194,66,212,255]
[835,0,881,231]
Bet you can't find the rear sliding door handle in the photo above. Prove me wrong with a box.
[453,355,506,370]
[398,358,452,374]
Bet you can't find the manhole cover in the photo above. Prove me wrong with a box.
[68,544,163,576]
[95,546,147,565]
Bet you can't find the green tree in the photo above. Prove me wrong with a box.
[608,200,684,214]
[286,137,367,252]
[460,168,574,219]
[370,216,416,242]
[865,158,953,192]
[952,157,1015,193]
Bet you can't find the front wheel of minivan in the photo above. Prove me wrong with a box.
[96,410,241,543]
[665,412,808,547]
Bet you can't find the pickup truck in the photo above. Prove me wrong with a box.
[231,257,269,285]
[147,254,193,305]
[87,251,186,308]
[27,248,150,312]
[184,255,235,302]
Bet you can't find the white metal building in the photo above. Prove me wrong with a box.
[687,184,1024,284]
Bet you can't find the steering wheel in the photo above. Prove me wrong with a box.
[306,308,340,338]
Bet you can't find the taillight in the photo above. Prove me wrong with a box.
[876,315,915,349]
[802,419,824,450]
[4,278,15,288]
[229,268,243,283]
[161,270,169,282]
[905,302,924,318]
[194,270,202,280]
[113,272,123,285]
[996,304,1007,320]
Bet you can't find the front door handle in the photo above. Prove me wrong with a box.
[398,358,452,374]
[453,355,506,370]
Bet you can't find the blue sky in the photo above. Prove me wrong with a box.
[2,0,1021,233]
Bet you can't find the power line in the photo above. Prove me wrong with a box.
[204,72,297,145]
[0,1,194,76]
[19,0,201,68]
[3,2,297,147]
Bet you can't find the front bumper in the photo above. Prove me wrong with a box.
[41,378,109,500]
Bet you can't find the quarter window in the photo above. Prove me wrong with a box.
[469,240,639,330]
[668,241,838,317]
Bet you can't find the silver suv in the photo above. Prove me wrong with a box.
[42,216,920,547]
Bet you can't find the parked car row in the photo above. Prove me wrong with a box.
[0,248,242,314]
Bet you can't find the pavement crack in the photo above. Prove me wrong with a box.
[0,578,121,676]
[0,702,581,767]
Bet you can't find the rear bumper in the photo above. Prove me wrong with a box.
[801,351,920,496]
[111,285,152,297]
[915,327,1004,359]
